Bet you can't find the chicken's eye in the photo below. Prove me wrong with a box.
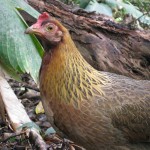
[47,26,53,31]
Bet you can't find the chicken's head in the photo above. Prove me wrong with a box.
[25,12,64,45]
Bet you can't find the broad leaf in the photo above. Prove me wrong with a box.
[9,0,39,19]
[106,0,150,25]
[85,0,113,17]
[0,0,43,82]
[79,0,91,8]
[121,2,150,25]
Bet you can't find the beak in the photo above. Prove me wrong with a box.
[25,24,43,36]
[25,25,42,35]
[25,26,35,34]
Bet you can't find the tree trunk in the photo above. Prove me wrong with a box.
[27,0,150,80]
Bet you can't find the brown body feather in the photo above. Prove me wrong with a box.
[26,13,150,150]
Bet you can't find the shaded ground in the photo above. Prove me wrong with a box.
[0,75,83,150]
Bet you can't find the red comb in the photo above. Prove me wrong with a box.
[38,12,50,21]
[33,12,50,28]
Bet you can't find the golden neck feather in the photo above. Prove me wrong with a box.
[40,31,108,108]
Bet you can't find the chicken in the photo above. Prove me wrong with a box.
[25,12,150,150]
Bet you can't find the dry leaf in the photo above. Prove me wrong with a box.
[35,101,45,114]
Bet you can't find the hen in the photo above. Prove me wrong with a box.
[25,12,150,150]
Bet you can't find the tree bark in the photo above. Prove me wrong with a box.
[27,0,150,80]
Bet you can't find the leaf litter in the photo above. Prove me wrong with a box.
[0,74,84,150]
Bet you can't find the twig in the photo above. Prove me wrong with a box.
[11,83,40,92]
[22,84,40,92]
[136,12,150,22]
[1,131,26,143]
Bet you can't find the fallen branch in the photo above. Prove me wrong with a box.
[26,0,150,80]
[0,76,47,150]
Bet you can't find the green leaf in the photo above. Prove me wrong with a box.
[8,137,17,143]
[121,2,150,25]
[45,127,56,135]
[9,0,40,18]
[104,0,119,9]
[0,0,44,82]
[79,0,91,8]
[17,122,41,132]
[85,0,113,16]
[105,0,150,25]
[115,17,123,22]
